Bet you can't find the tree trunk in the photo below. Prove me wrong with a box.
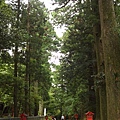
[13,0,20,117]
[92,0,107,119]
[99,0,120,119]
[14,46,18,117]
[34,81,39,115]
[25,0,30,114]
[93,23,107,120]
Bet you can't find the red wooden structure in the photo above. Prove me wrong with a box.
[74,113,78,120]
[20,113,27,120]
[85,111,94,120]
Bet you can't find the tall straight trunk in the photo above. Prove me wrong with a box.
[93,24,101,120]
[34,81,39,115]
[13,0,20,117]
[14,46,18,117]
[99,0,120,119]
[25,0,30,114]
[94,88,100,120]
[92,0,107,119]
[93,24,107,120]
[85,0,96,113]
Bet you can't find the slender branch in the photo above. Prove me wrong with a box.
[51,0,71,11]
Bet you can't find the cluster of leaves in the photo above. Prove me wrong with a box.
[0,0,13,50]
[45,0,97,117]
[0,0,60,116]
[47,0,120,119]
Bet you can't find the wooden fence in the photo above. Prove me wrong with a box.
[0,116,45,120]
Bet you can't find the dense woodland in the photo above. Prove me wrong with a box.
[0,0,120,120]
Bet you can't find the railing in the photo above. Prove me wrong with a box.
[0,116,45,120]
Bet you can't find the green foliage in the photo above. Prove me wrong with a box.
[0,1,13,50]
[49,0,96,116]
[0,0,60,116]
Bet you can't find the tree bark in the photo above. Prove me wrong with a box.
[25,0,30,114]
[99,0,120,119]
[92,0,107,119]
[14,46,18,117]
[93,23,107,120]
[13,0,20,117]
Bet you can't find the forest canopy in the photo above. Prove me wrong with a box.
[1,0,120,120]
